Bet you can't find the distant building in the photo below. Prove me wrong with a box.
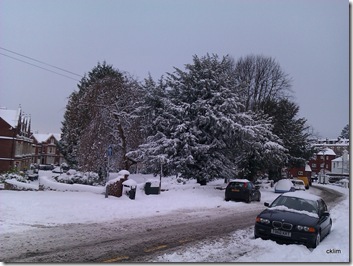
[331,149,349,175]
[0,106,66,174]
[310,137,349,157]
[288,164,312,180]
[0,107,33,173]
[31,133,64,165]
[308,147,336,175]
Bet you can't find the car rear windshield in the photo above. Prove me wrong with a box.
[228,182,248,189]
[271,196,318,214]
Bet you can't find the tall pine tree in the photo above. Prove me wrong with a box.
[129,54,287,181]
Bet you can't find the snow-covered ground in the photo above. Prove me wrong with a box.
[0,171,349,262]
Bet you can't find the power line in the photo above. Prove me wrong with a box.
[0,46,83,80]
[0,52,81,82]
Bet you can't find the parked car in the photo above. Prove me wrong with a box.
[274,179,296,193]
[328,176,344,184]
[297,176,310,189]
[254,179,274,189]
[38,164,54,171]
[254,191,332,248]
[291,179,306,191]
[25,170,39,181]
[311,175,318,182]
[225,179,261,203]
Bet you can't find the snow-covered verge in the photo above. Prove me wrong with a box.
[0,171,349,262]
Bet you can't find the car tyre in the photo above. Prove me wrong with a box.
[225,198,230,202]
[246,194,251,203]
[309,232,321,249]
[328,219,332,235]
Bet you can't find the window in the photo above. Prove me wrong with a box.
[298,171,303,176]
[318,199,327,216]
[312,163,316,168]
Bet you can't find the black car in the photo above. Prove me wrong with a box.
[254,191,332,248]
[225,179,261,203]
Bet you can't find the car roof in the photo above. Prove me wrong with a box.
[292,180,305,184]
[280,191,322,201]
[277,179,293,183]
[229,179,250,183]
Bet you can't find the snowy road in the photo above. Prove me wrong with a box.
[1,203,265,262]
[0,184,344,263]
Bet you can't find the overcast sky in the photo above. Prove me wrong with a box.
[0,0,349,139]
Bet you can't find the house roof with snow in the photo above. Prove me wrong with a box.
[32,133,61,143]
[332,155,349,162]
[0,107,20,128]
[305,164,312,172]
[317,148,336,156]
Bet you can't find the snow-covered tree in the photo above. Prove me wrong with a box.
[59,92,80,167]
[261,98,313,174]
[129,54,287,181]
[60,62,121,168]
[127,75,179,176]
[340,124,349,139]
[61,62,143,173]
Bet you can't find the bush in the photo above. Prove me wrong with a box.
[54,171,103,186]
[0,173,29,183]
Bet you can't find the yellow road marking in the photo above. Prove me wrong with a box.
[144,244,168,253]
[103,255,129,262]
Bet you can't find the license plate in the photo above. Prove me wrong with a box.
[271,229,291,237]
[232,189,239,192]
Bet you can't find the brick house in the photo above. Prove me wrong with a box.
[308,147,336,175]
[287,164,312,180]
[0,107,33,173]
[31,133,64,166]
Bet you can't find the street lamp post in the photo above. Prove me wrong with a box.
[105,145,113,198]
[321,147,327,185]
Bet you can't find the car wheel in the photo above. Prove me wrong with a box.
[328,219,332,235]
[309,232,321,249]
[246,194,251,203]
[225,198,230,202]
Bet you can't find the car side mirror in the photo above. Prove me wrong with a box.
[264,202,270,207]
[322,211,330,217]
